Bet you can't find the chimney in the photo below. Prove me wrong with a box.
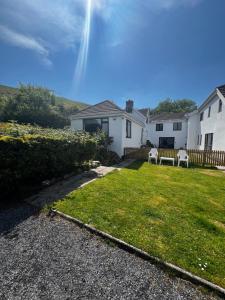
[126,100,134,113]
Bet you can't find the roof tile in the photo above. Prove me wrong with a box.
[71,100,123,118]
[149,112,187,122]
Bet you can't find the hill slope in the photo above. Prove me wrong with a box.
[0,84,88,111]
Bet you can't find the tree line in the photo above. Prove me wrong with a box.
[151,98,197,114]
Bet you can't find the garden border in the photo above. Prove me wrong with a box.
[51,208,225,298]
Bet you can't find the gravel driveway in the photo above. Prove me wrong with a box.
[0,203,220,300]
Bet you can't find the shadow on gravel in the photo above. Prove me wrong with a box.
[0,175,95,235]
[0,202,39,235]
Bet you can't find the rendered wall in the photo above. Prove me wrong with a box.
[147,120,188,149]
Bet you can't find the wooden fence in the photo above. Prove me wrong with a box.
[124,147,225,167]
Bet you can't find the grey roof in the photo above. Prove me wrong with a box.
[71,100,123,119]
[199,84,225,111]
[217,84,225,98]
[138,108,149,117]
[149,112,187,122]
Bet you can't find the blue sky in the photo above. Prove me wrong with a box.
[0,0,225,108]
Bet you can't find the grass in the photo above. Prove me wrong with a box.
[54,161,225,288]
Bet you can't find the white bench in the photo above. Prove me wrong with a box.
[159,157,175,166]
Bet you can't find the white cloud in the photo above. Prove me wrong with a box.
[0,25,52,66]
[0,0,85,66]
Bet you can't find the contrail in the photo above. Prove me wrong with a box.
[73,0,93,90]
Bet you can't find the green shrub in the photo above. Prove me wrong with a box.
[0,123,98,199]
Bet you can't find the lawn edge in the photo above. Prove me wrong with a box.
[51,208,225,298]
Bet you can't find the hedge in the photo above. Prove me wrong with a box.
[0,123,99,199]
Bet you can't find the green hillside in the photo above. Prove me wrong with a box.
[0,84,88,110]
[55,95,88,110]
[0,84,18,97]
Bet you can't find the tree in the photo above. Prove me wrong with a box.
[16,84,56,111]
[153,98,197,113]
[0,84,68,128]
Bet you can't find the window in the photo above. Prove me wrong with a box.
[173,122,182,131]
[101,118,109,134]
[208,106,211,118]
[156,123,163,131]
[83,118,109,134]
[218,99,223,113]
[204,133,213,150]
[197,135,199,145]
[200,112,204,121]
[126,119,131,138]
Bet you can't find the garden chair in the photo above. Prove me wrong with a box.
[177,150,189,168]
[148,148,158,164]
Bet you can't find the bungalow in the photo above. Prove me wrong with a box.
[70,100,147,157]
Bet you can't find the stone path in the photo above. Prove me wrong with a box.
[25,159,135,209]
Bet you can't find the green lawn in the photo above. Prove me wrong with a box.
[54,161,225,287]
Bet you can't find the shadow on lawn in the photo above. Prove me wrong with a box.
[124,160,145,170]
[124,159,218,170]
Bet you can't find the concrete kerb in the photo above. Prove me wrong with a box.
[50,209,225,299]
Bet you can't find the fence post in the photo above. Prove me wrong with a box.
[202,150,206,167]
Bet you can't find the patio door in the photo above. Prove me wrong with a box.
[159,137,175,149]
[204,133,213,150]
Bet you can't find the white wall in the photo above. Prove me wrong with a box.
[147,119,188,149]
[108,116,123,156]
[198,94,225,150]
[187,111,200,149]
[122,117,144,152]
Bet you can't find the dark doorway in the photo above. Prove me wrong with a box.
[204,133,213,150]
[159,137,175,149]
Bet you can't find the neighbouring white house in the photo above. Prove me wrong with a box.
[70,84,225,156]
[146,112,188,149]
[70,100,147,157]
[187,84,225,150]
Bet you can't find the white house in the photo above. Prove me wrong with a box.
[70,100,146,157]
[187,84,225,150]
[146,112,188,149]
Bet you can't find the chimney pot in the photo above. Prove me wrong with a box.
[126,100,134,113]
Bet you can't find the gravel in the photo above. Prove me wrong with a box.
[0,203,220,300]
